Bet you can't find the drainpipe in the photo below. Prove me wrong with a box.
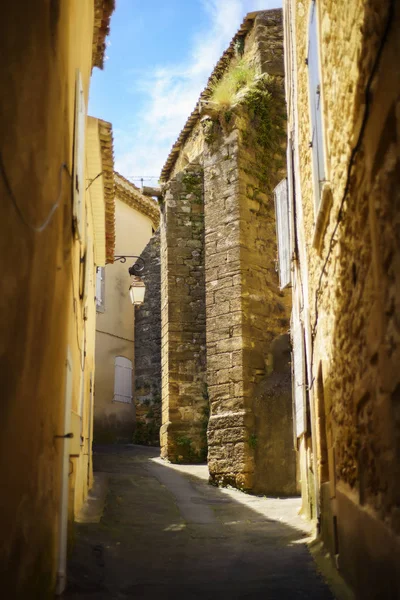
[55,348,73,596]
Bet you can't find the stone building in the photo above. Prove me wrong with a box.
[0,1,115,596]
[159,10,297,495]
[94,173,159,444]
[280,0,400,597]
[133,230,162,446]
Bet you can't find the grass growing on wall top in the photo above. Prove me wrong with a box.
[209,58,255,108]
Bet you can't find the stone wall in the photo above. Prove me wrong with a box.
[134,230,162,446]
[158,9,295,494]
[203,31,294,491]
[160,166,208,462]
[288,0,400,596]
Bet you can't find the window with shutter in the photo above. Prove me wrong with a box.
[113,356,133,404]
[73,70,86,240]
[308,0,326,211]
[96,267,105,312]
[274,178,291,289]
[291,316,307,438]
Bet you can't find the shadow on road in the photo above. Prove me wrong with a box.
[63,444,334,600]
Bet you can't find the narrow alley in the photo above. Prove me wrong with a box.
[2,1,400,598]
[64,446,333,599]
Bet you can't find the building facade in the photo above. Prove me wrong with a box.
[281,0,400,597]
[94,173,159,444]
[0,2,115,597]
[159,10,297,496]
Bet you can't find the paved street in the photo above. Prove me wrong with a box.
[64,445,334,599]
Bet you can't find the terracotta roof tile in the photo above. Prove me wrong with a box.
[159,11,259,182]
[92,0,115,70]
[98,119,115,263]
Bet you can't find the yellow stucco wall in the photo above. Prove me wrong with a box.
[69,119,108,519]
[0,1,101,597]
[94,197,154,442]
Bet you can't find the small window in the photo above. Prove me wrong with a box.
[96,267,105,311]
[113,356,133,404]
[308,0,326,210]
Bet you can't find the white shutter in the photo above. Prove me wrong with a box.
[274,178,291,289]
[73,70,86,240]
[291,316,307,438]
[113,356,133,404]
[96,267,105,310]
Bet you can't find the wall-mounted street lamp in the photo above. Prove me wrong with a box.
[114,255,146,306]
[129,277,146,306]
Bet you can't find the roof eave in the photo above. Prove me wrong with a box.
[92,0,115,70]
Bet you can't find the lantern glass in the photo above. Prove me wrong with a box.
[129,278,146,305]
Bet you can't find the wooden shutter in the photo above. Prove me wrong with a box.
[73,70,86,240]
[274,178,291,289]
[114,356,133,404]
[308,0,325,208]
[291,316,307,438]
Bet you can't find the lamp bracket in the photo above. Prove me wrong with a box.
[114,255,145,275]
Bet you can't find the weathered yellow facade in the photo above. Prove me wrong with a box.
[70,116,115,522]
[283,0,400,596]
[94,173,159,443]
[0,2,114,597]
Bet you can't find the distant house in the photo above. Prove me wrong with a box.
[94,173,159,444]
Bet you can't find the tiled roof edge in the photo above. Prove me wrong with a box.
[98,119,116,263]
[159,10,260,182]
[92,0,115,70]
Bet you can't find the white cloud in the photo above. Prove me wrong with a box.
[115,0,282,182]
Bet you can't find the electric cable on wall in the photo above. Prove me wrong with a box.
[0,152,71,233]
[311,0,395,341]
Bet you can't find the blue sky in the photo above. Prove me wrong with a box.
[89,0,282,183]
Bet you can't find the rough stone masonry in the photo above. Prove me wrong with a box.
[134,230,162,446]
[160,167,208,463]
[159,9,296,495]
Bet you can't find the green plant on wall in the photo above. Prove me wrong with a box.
[209,58,255,109]
[240,75,286,190]
[242,75,285,153]
[249,433,258,450]
[234,35,245,58]
[182,170,202,195]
